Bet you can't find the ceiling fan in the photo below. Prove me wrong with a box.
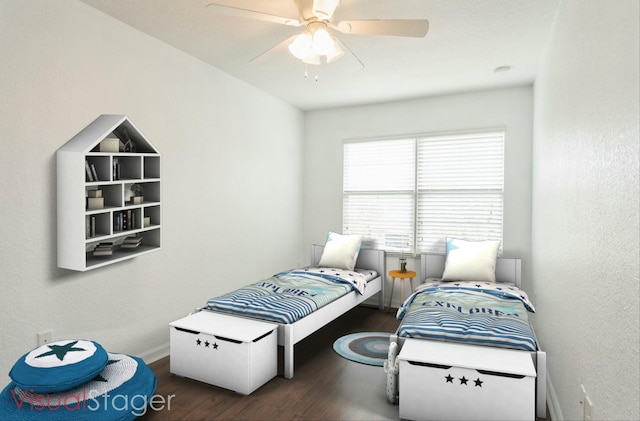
[206,0,429,67]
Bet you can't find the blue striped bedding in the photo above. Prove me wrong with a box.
[206,267,377,324]
[396,281,537,351]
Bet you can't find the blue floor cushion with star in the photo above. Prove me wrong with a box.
[1,352,157,421]
[9,339,108,393]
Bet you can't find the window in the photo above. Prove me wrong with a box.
[343,130,504,254]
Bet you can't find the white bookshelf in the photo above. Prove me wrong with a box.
[57,115,162,271]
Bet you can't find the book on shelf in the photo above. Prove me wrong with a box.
[85,160,94,182]
[112,158,120,180]
[89,163,99,182]
[92,250,112,256]
[113,210,136,231]
[86,215,96,238]
[114,212,122,232]
[92,242,114,256]
[121,235,142,249]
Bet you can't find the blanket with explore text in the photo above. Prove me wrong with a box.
[396,281,537,351]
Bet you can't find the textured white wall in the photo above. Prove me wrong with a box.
[532,1,640,420]
[303,87,534,308]
[0,1,303,381]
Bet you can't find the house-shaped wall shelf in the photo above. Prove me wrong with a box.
[57,115,162,271]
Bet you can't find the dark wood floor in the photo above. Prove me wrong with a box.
[141,306,548,420]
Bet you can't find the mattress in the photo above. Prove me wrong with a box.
[206,266,378,324]
[396,280,537,351]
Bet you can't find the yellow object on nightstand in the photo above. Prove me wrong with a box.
[387,270,417,313]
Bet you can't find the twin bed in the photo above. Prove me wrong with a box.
[389,249,547,420]
[198,241,385,379]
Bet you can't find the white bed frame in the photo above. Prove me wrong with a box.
[390,254,547,419]
[202,245,385,379]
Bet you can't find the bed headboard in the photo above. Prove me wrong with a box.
[421,254,522,287]
[310,244,386,277]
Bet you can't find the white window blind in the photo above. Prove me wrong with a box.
[343,131,504,254]
[417,132,504,253]
[343,139,415,252]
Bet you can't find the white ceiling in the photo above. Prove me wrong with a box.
[80,0,560,111]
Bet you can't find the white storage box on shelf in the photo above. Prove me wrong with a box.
[170,311,278,395]
[398,339,536,421]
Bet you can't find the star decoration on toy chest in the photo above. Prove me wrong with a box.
[196,338,219,350]
[445,373,483,387]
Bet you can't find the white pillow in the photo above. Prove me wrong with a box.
[318,232,363,271]
[441,238,501,282]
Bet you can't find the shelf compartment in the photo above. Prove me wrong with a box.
[144,205,161,227]
[85,244,160,269]
[85,212,111,239]
[112,208,142,233]
[85,184,123,209]
[113,155,142,181]
[86,156,110,182]
[144,156,161,179]
[123,181,161,204]
[84,229,161,269]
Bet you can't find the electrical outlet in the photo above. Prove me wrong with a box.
[37,331,52,346]
[584,396,593,421]
[580,384,594,421]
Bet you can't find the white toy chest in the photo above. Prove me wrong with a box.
[398,339,536,421]
[170,311,278,395]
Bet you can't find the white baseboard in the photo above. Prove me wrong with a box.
[546,371,563,420]
[139,342,169,365]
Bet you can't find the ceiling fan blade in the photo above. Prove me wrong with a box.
[249,35,297,63]
[312,0,340,20]
[334,19,429,37]
[206,3,301,27]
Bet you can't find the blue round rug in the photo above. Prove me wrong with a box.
[332,332,392,366]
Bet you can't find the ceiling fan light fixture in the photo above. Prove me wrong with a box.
[325,37,344,63]
[288,31,312,60]
[311,27,334,56]
[302,52,321,65]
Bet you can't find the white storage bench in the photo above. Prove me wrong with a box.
[170,311,278,395]
[398,339,536,421]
